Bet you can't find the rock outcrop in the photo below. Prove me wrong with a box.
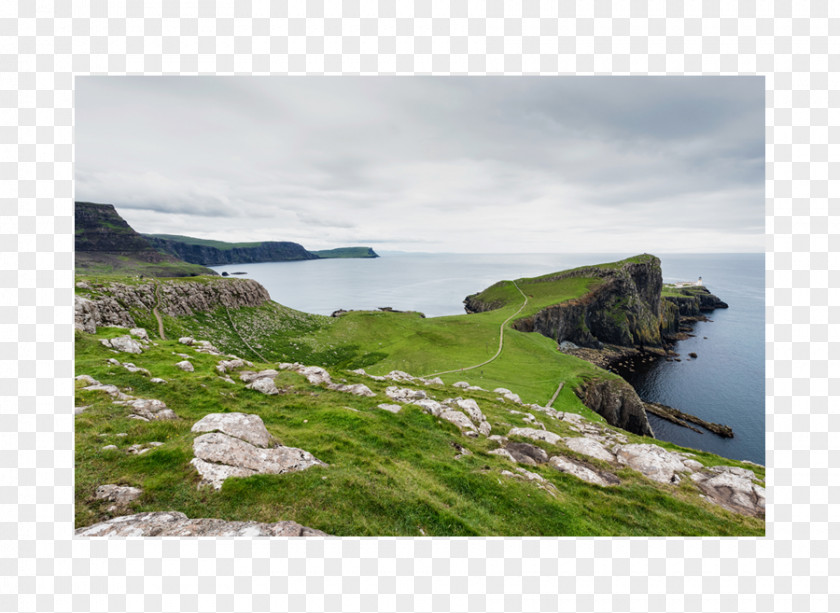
[74,277,270,334]
[190,413,325,489]
[75,511,327,537]
[574,377,655,437]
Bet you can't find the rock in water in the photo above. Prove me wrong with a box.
[75,512,327,537]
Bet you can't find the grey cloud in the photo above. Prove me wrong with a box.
[76,76,764,253]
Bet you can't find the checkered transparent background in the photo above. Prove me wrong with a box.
[2,2,837,612]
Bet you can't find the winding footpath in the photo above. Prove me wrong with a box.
[424,280,529,378]
[152,281,166,340]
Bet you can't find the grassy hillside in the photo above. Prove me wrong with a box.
[75,327,764,536]
[312,247,379,259]
[144,234,264,250]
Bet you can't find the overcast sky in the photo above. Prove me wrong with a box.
[76,76,764,253]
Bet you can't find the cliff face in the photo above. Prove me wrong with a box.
[75,202,216,277]
[575,377,655,437]
[511,256,667,350]
[75,277,270,334]
[147,237,318,266]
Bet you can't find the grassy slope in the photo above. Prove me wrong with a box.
[75,327,764,536]
[75,253,216,278]
[144,234,264,250]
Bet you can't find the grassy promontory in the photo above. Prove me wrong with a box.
[74,255,763,536]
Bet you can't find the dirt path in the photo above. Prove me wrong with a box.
[152,281,166,340]
[424,280,528,378]
[546,382,564,408]
[224,305,270,363]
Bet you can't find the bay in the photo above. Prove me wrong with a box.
[211,252,765,464]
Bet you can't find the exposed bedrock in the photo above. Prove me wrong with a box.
[74,277,270,334]
[574,377,655,438]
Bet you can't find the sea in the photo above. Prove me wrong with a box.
[211,252,765,464]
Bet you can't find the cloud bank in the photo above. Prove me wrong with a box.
[76,76,764,253]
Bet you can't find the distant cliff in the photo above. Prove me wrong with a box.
[75,202,216,277]
[145,234,379,266]
[146,235,318,266]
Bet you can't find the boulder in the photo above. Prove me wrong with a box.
[489,448,517,462]
[100,335,144,354]
[691,468,765,517]
[75,374,99,386]
[377,404,403,414]
[413,398,447,417]
[175,360,194,372]
[191,413,276,448]
[477,421,492,436]
[75,511,327,537]
[129,328,150,342]
[563,437,616,463]
[215,358,252,375]
[507,427,563,446]
[385,386,426,403]
[548,455,620,487]
[246,377,280,395]
[297,366,332,386]
[455,398,485,424]
[384,370,416,382]
[503,442,549,466]
[178,337,195,345]
[239,369,279,383]
[439,410,477,435]
[452,381,470,388]
[190,413,325,489]
[421,377,444,386]
[118,398,177,421]
[191,433,325,489]
[327,383,375,397]
[614,443,692,484]
[150,378,166,384]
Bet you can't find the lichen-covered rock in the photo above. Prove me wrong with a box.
[100,335,144,354]
[384,370,416,382]
[385,386,427,403]
[548,455,620,487]
[328,383,375,397]
[246,377,280,395]
[75,511,327,537]
[413,398,447,417]
[563,437,616,463]
[508,427,563,446]
[691,468,765,517]
[129,328,150,341]
[75,374,99,386]
[439,410,477,435]
[377,404,403,414]
[455,398,485,424]
[239,369,279,383]
[175,360,194,372]
[216,358,252,374]
[190,413,324,489]
[615,443,691,484]
[116,398,177,421]
[191,433,325,489]
[191,413,276,448]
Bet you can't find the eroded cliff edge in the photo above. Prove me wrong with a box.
[75,277,270,334]
[463,254,729,438]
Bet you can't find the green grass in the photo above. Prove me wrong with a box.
[144,234,265,250]
[75,328,764,535]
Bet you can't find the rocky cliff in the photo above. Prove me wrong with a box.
[511,255,668,350]
[574,377,655,437]
[75,277,270,334]
[146,236,318,266]
[75,202,216,277]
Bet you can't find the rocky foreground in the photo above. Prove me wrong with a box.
[76,328,765,536]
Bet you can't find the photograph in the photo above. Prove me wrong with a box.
[73,75,765,536]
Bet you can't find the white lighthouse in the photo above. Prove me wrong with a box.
[695,276,703,286]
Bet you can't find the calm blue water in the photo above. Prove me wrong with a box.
[212,252,764,464]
